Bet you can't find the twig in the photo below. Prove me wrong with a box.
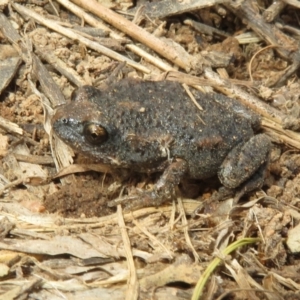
[162,71,254,89]
[203,68,285,123]
[126,44,173,72]
[234,32,261,44]
[55,0,120,39]
[229,0,296,59]
[184,19,230,38]
[14,154,54,165]
[276,22,300,37]
[71,0,194,71]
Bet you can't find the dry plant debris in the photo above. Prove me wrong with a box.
[0,0,300,299]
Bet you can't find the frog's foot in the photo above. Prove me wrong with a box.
[108,189,165,211]
[211,160,267,201]
[233,161,268,202]
[108,159,188,210]
[218,134,271,189]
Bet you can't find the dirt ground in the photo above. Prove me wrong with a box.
[0,0,300,299]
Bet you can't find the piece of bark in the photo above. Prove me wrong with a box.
[0,57,21,94]
[31,55,66,107]
[201,51,233,68]
[0,44,19,60]
[94,37,125,52]
[0,13,21,43]
[130,0,226,19]
[184,19,230,38]
[263,0,286,23]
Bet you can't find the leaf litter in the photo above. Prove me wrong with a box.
[0,0,300,299]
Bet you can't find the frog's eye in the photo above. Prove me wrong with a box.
[84,123,108,145]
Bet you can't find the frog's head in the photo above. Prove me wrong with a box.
[52,87,125,166]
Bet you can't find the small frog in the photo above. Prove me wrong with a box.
[52,79,271,210]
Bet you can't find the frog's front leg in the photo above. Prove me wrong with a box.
[218,133,271,191]
[108,159,188,210]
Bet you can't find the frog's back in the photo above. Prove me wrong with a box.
[90,79,251,138]
[87,79,255,178]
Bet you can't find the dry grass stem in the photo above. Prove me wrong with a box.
[262,118,300,149]
[177,198,200,262]
[117,205,139,300]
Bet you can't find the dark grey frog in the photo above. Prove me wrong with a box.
[52,79,271,209]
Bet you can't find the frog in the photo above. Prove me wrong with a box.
[52,78,271,210]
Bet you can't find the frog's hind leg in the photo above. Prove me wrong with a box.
[218,133,271,190]
[192,136,270,217]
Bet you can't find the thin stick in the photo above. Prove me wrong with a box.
[203,68,285,123]
[72,0,193,70]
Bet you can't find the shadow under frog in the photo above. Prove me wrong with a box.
[52,79,271,210]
